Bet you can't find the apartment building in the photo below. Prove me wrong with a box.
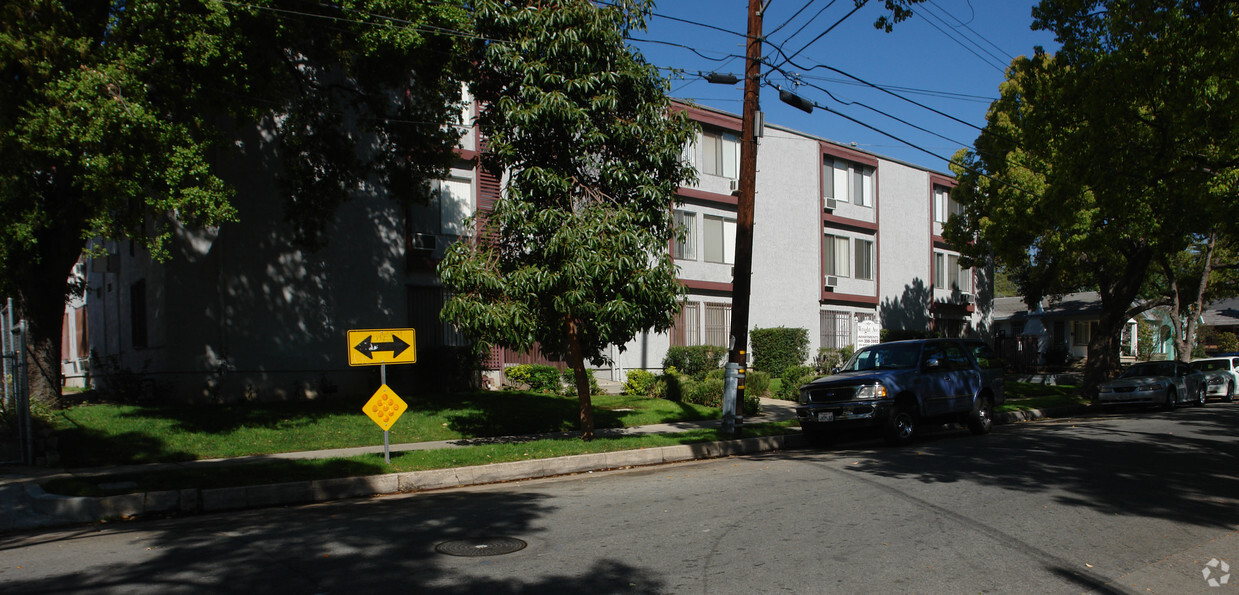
[82,95,986,401]
[606,102,989,377]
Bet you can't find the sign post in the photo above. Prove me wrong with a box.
[348,328,417,463]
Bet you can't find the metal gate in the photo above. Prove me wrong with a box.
[1,298,32,465]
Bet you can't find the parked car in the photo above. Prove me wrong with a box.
[1190,357,1239,402]
[1097,361,1206,410]
[795,339,1005,446]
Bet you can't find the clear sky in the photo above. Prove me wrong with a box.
[630,0,1061,172]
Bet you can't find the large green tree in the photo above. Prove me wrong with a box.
[1,1,469,403]
[947,0,1239,389]
[438,0,696,439]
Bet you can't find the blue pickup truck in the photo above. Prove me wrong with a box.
[795,339,1005,446]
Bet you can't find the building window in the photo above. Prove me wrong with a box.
[704,303,731,347]
[934,251,970,292]
[701,129,739,179]
[671,302,701,347]
[821,310,851,349]
[703,215,736,264]
[1073,321,1097,347]
[130,279,147,349]
[823,157,874,207]
[934,185,961,224]
[673,210,697,260]
[434,177,474,236]
[854,238,873,281]
[824,234,850,277]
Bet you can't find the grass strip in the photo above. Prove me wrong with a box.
[999,382,1088,412]
[51,391,719,467]
[41,423,797,497]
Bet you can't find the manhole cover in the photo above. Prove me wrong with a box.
[435,537,527,557]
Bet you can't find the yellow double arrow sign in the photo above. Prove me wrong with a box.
[346,328,417,366]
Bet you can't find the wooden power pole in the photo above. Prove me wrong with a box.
[728,0,762,434]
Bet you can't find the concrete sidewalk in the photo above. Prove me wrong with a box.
[0,398,1087,533]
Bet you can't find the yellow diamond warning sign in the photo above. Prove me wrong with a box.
[363,384,407,431]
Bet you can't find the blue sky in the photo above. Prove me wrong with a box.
[630,0,1060,172]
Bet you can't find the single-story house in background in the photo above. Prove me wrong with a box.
[992,292,1177,368]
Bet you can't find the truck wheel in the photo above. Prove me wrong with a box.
[968,397,994,435]
[883,404,916,446]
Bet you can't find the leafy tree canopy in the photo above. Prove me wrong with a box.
[438,0,697,438]
[1,0,471,401]
[946,0,1238,386]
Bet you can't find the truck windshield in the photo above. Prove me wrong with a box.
[844,343,921,371]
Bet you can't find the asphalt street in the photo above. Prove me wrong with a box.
[2,404,1237,593]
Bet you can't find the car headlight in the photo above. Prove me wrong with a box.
[855,384,887,400]
[798,389,810,404]
[1209,376,1224,385]
[1098,385,1113,393]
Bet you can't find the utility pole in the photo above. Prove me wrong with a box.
[725,0,762,436]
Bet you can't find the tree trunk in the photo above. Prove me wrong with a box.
[564,315,595,440]
[17,251,82,407]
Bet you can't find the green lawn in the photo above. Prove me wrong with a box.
[998,381,1089,412]
[41,423,797,497]
[51,391,718,467]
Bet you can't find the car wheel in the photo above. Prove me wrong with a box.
[1164,388,1177,411]
[1196,384,1207,407]
[968,397,994,435]
[883,404,917,446]
[802,427,834,448]
[1226,381,1235,403]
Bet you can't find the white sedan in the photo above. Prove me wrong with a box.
[1098,360,1206,410]
[1190,357,1239,402]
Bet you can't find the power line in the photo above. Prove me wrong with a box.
[770,0,867,71]
[764,0,822,38]
[771,0,842,47]
[926,0,1015,63]
[914,4,1007,73]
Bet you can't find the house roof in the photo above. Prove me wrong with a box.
[1203,297,1239,328]
[993,291,1106,322]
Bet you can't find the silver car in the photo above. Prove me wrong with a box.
[1098,360,1206,410]
[1190,357,1239,402]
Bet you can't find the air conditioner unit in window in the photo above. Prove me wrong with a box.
[410,232,437,253]
[824,197,837,212]
[962,293,975,304]
[824,275,838,289]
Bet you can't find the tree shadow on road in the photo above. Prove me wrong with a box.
[815,406,1239,529]
[0,488,666,593]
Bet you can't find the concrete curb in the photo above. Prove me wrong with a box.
[10,434,801,530]
[3,402,1093,532]
[996,404,1094,424]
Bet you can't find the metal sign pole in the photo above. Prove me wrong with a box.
[381,364,389,464]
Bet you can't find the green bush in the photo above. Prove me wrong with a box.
[751,327,809,375]
[686,377,725,407]
[558,368,602,396]
[653,371,690,401]
[504,364,563,393]
[746,370,770,399]
[662,345,727,379]
[776,365,817,401]
[1218,332,1239,354]
[814,346,855,374]
[623,369,657,396]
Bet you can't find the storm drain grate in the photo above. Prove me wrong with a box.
[435,537,527,557]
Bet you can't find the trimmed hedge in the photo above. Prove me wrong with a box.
[751,327,809,375]
[623,369,657,396]
[504,364,563,393]
[663,345,727,379]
